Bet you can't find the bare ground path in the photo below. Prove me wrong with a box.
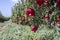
[0,22,7,32]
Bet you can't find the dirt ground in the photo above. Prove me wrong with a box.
[0,23,6,32]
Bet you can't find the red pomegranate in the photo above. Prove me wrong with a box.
[36,0,45,6]
[30,25,38,32]
[43,15,49,18]
[56,17,60,22]
[56,0,60,4]
[25,8,35,16]
[45,1,51,7]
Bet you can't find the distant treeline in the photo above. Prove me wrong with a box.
[0,11,10,22]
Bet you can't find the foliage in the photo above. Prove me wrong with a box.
[11,0,60,27]
[0,11,10,22]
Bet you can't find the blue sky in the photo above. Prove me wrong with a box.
[0,0,21,17]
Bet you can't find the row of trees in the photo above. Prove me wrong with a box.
[0,11,9,22]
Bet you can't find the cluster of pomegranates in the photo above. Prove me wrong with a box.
[12,16,29,25]
[25,0,60,32]
[25,7,60,32]
[12,0,60,32]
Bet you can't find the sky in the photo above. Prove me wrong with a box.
[0,0,21,17]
